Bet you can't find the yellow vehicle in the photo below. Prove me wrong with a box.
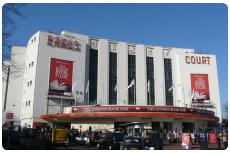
[51,128,69,144]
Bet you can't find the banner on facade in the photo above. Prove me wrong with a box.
[49,58,73,95]
[191,74,210,103]
[208,132,217,144]
[5,112,13,120]
[182,133,190,149]
[72,106,215,116]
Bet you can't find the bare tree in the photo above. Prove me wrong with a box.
[2,3,25,81]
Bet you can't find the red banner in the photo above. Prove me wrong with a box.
[49,58,73,94]
[32,122,48,128]
[208,132,217,144]
[191,74,210,103]
[182,133,190,149]
[6,112,13,119]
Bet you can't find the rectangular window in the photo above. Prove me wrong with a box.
[88,49,98,105]
[109,52,117,105]
[146,57,155,105]
[29,80,32,85]
[28,100,30,106]
[90,39,98,49]
[128,55,136,105]
[164,58,173,106]
[27,82,29,87]
[110,43,117,51]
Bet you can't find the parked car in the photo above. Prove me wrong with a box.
[120,136,147,150]
[74,132,90,145]
[109,132,124,150]
[96,131,124,150]
[96,132,109,149]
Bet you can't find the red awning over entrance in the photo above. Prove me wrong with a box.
[40,106,219,123]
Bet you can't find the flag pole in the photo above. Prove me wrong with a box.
[88,82,89,106]
[183,87,185,107]
[75,93,77,106]
[134,80,136,105]
[149,80,151,105]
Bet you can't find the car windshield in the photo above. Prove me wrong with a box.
[124,138,143,146]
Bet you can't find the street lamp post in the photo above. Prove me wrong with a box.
[3,65,10,112]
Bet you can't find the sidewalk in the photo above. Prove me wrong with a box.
[163,141,225,150]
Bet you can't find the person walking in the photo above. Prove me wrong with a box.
[190,131,195,145]
[166,130,171,143]
[217,130,222,149]
[198,129,208,150]
[194,131,198,145]
[222,130,228,149]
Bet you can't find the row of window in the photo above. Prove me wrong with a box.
[109,52,117,105]
[88,49,98,105]
[25,100,31,107]
[89,38,154,55]
[89,49,168,105]
[146,57,155,105]
[128,55,136,105]
[29,61,34,68]
[27,80,32,87]
[31,37,37,44]
[164,59,174,106]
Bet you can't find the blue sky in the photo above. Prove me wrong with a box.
[4,3,228,117]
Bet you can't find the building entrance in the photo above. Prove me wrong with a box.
[163,122,173,132]
[182,122,195,133]
[152,122,160,130]
[114,121,129,129]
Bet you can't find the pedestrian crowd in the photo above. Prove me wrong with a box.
[163,128,228,149]
[2,122,228,150]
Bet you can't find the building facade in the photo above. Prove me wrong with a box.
[2,46,26,125]
[4,31,221,132]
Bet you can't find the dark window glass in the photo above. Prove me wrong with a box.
[146,57,155,105]
[109,52,117,105]
[164,58,173,106]
[89,49,98,105]
[128,55,136,105]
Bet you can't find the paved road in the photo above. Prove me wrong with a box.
[163,141,225,150]
[54,145,97,150]
[53,143,225,150]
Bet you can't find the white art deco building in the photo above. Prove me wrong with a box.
[3,30,221,132]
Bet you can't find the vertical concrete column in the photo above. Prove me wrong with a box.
[60,31,90,102]
[173,54,182,107]
[153,47,166,105]
[83,37,90,102]
[97,39,109,105]
[74,35,90,102]
[136,45,147,105]
[117,42,128,105]
[211,56,222,122]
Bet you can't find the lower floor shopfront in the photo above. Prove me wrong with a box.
[40,105,219,132]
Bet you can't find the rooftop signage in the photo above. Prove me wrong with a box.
[47,35,81,51]
[185,56,210,64]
